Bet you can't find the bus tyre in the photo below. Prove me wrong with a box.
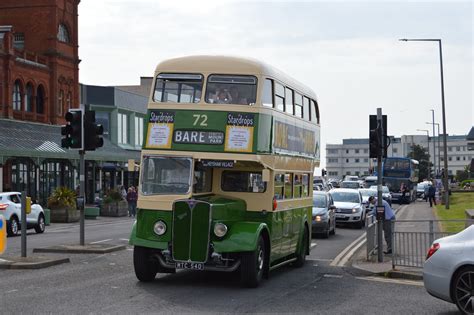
[241,235,266,288]
[294,226,308,268]
[133,246,157,282]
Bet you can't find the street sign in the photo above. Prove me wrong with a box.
[25,196,31,214]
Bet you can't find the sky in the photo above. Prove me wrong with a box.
[78,0,473,169]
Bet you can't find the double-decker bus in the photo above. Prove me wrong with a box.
[382,157,419,204]
[129,56,320,287]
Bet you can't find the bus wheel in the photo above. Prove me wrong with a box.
[133,246,157,282]
[241,235,266,288]
[294,226,309,268]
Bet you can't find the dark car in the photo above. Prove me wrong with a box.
[312,191,336,238]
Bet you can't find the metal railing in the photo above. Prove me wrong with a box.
[392,219,474,269]
[366,219,474,268]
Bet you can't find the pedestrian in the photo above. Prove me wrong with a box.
[369,196,396,255]
[428,181,437,207]
[126,187,138,217]
[400,182,407,204]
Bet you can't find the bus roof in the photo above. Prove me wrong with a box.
[154,55,318,100]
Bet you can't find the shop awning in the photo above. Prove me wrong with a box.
[0,118,139,162]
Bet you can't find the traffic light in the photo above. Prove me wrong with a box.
[84,111,104,151]
[369,128,381,158]
[61,109,83,149]
[369,115,388,159]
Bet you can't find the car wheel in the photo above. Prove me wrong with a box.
[294,226,309,268]
[133,246,157,282]
[241,235,266,287]
[7,216,19,236]
[452,266,474,314]
[357,214,365,229]
[34,214,46,233]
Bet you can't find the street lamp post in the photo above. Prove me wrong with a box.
[417,129,431,178]
[430,110,436,175]
[426,121,441,177]
[399,38,449,209]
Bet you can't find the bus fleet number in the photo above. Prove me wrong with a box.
[193,114,208,127]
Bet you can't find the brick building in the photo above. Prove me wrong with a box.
[0,0,80,124]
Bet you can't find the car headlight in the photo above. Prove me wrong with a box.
[315,215,322,222]
[153,220,167,236]
[352,207,361,213]
[214,223,228,238]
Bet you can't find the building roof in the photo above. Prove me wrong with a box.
[80,84,147,114]
[0,119,139,162]
[467,127,474,140]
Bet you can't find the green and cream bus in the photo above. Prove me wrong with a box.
[129,56,321,287]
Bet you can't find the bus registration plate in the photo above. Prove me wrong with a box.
[175,262,204,270]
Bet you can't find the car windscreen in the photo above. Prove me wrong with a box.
[341,182,359,188]
[359,189,377,197]
[330,192,360,203]
[141,156,191,195]
[313,194,327,207]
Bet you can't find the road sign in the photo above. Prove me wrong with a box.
[26,196,31,214]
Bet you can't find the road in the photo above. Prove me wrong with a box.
[0,205,459,314]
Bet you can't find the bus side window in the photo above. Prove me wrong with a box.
[275,83,285,111]
[284,173,293,199]
[285,87,294,115]
[303,96,310,121]
[274,174,285,200]
[302,174,309,197]
[262,79,273,107]
[294,92,303,118]
[294,174,302,198]
[311,99,320,124]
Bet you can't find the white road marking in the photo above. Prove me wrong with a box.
[119,238,129,242]
[90,239,113,244]
[323,274,343,278]
[6,289,18,293]
[356,276,423,287]
[307,258,333,262]
[311,242,317,248]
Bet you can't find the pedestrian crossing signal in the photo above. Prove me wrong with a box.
[0,215,6,255]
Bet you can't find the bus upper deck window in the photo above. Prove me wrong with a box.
[206,75,257,105]
[154,73,203,103]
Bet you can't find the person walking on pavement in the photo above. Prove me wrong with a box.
[369,196,396,254]
[126,187,138,217]
[427,181,437,207]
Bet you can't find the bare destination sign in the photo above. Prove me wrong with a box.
[173,130,224,145]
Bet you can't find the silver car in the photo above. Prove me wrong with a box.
[423,225,474,314]
[329,188,366,229]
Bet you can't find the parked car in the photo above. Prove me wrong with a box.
[312,191,336,238]
[329,188,366,228]
[423,225,474,314]
[0,192,45,236]
[369,185,392,206]
[364,176,378,188]
[344,175,359,182]
[340,181,363,189]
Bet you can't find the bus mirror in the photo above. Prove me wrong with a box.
[262,169,270,182]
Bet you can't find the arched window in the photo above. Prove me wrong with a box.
[25,82,33,112]
[57,24,70,43]
[36,85,45,114]
[12,80,22,111]
[58,90,64,116]
[66,91,72,111]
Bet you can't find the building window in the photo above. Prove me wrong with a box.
[463,156,466,161]
[118,113,128,144]
[262,79,273,107]
[448,157,452,161]
[328,149,338,154]
[328,171,338,176]
[66,92,72,111]
[393,148,398,153]
[13,33,25,50]
[364,171,369,175]
[12,80,22,111]
[57,24,70,43]
[57,90,64,116]
[25,83,33,112]
[346,159,349,163]
[328,158,338,163]
[355,149,359,154]
[355,159,360,163]
[355,171,360,176]
[346,171,351,175]
[364,158,369,163]
[134,117,144,146]
[346,149,349,154]
[456,156,460,161]
[363,149,368,153]
[456,146,460,151]
[36,85,45,114]
[448,147,452,152]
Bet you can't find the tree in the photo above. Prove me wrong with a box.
[455,165,470,182]
[407,144,432,181]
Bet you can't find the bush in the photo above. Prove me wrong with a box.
[460,179,474,188]
[103,188,123,204]
[47,186,77,209]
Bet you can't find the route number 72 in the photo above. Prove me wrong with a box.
[193,114,208,127]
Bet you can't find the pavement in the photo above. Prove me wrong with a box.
[350,199,439,281]
[0,255,70,269]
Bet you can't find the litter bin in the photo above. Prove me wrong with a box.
[43,208,51,226]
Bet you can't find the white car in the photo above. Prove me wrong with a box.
[0,192,46,236]
[329,188,366,228]
[423,225,474,314]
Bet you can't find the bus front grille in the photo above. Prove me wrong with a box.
[172,200,211,263]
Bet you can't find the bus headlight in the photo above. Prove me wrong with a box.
[214,223,228,238]
[153,220,167,236]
